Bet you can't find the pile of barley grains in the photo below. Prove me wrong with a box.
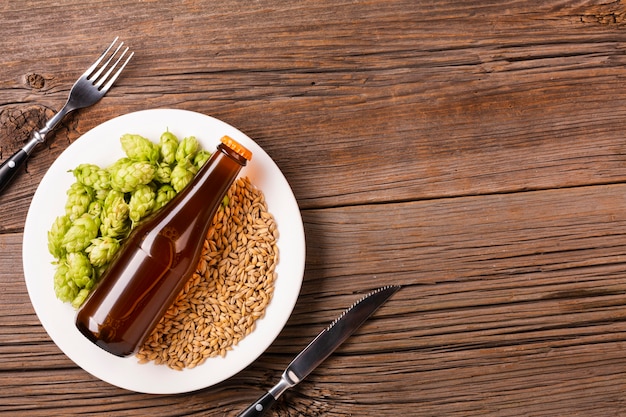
[136,176,278,370]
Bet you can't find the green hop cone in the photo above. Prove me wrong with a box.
[159,131,179,165]
[170,161,196,193]
[62,213,100,253]
[154,184,176,210]
[120,133,160,163]
[154,162,172,184]
[48,215,72,259]
[71,288,91,309]
[86,236,120,267]
[65,182,94,221]
[175,136,200,163]
[71,163,110,190]
[87,200,103,219]
[94,188,109,202]
[66,252,94,289]
[128,183,156,223]
[108,158,156,193]
[54,263,78,303]
[194,149,211,170]
[100,190,130,238]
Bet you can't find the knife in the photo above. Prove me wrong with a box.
[236,284,401,417]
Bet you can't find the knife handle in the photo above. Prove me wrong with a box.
[236,392,276,417]
[0,148,29,193]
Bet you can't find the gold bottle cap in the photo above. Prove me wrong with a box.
[220,135,253,161]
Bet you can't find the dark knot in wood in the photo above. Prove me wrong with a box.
[26,73,46,90]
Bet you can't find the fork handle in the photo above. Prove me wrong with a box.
[0,105,72,193]
[0,148,30,193]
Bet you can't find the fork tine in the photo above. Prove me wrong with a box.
[82,36,119,79]
[91,41,125,84]
[100,49,134,93]
[94,45,129,89]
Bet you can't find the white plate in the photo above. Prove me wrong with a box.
[22,108,305,394]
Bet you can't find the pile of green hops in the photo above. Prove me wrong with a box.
[47,131,211,308]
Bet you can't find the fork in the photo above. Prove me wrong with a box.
[0,37,134,193]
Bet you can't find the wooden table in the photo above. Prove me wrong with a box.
[3,1,626,415]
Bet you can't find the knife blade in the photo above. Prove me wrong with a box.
[236,284,401,417]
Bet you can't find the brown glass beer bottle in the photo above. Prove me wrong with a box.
[76,135,252,357]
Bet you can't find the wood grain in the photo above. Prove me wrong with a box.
[3,0,626,416]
